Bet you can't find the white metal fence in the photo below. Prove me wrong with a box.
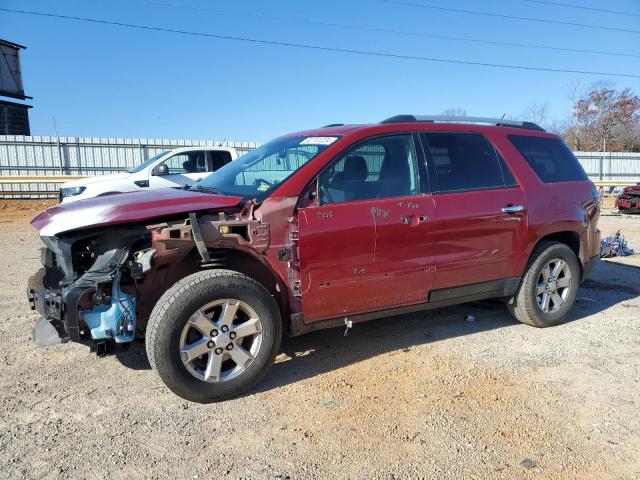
[571,151,640,182]
[0,135,260,197]
[0,135,639,198]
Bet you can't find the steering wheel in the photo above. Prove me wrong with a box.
[319,184,334,205]
[254,178,273,187]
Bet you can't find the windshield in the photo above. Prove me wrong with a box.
[197,135,339,199]
[127,151,169,173]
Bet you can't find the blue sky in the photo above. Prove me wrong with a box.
[2,0,639,142]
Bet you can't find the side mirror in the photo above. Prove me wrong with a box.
[152,164,169,176]
[299,178,319,208]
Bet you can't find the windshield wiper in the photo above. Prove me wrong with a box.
[193,185,224,195]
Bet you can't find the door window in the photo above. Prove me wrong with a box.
[421,133,506,192]
[318,135,420,204]
[209,150,233,171]
[162,151,207,174]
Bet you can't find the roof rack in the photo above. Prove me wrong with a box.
[380,115,545,132]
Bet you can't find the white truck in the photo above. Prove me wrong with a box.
[59,146,239,202]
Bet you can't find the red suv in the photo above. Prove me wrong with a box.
[616,184,640,213]
[27,115,601,403]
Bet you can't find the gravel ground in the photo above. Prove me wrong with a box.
[0,207,639,479]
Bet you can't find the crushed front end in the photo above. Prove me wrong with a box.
[616,186,640,213]
[27,227,151,354]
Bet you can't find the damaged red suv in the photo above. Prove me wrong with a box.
[616,184,640,213]
[28,115,601,403]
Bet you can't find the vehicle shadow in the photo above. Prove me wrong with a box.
[256,260,640,393]
[114,260,639,390]
[115,342,151,370]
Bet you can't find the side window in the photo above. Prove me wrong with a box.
[209,150,233,171]
[318,134,419,205]
[163,151,207,174]
[421,133,505,192]
[509,135,587,183]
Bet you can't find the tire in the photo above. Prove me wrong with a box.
[146,269,282,403]
[507,241,581,328]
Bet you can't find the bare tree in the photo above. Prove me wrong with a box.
[520,101,550,127]
[501,102,552,130]
[440,108,467,117]
[563,83,588,150]
[568,84,640,152]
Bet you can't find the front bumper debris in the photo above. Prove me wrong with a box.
[32,318,63,347]
[27,281,69,343]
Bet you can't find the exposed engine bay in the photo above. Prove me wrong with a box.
[27,199,297,354]
[28,226,150,352]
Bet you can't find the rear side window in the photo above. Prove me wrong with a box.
[509,136,587,183]
[209,150,232,171]
[421,133,506,192]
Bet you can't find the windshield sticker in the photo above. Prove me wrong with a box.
[300,136,339,146]
[256,183,270,192]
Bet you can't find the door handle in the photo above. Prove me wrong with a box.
[501,205,525,213]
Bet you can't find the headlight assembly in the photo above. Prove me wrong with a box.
[60,186,86,198]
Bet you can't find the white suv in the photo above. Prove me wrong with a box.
[59,146,239,203]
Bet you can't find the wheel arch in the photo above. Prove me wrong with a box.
[208,248,291,333]
[138,247,290,334]
[527,230,584,277]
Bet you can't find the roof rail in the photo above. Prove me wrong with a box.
[322,123,344,128]
[380,115,545,132]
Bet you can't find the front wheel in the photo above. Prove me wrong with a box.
[508,241,581,328]
[146,270,282,403]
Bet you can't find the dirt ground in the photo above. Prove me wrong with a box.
[0,202,639,479]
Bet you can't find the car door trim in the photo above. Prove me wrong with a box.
[288,276,520,336]
[428,277,520,302]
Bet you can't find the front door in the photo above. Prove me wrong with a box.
[419,132,528,292]
[150,150,209,188]
[297,134,436,322]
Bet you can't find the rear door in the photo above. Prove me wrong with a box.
[419,132,528,294]
[297,134,436,322]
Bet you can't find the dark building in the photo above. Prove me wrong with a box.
[0,39,31,135]
[0,99,32,135]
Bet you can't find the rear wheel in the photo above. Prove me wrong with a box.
[508,241,580,327]
[146,269,282,403]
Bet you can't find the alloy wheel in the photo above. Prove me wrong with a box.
[179,299,263,382]
[535,258,572,314]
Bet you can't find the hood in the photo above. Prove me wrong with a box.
[32,188,244,237]
[61,172,131,188]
